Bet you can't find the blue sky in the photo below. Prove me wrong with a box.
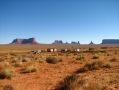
[0,0,119,44]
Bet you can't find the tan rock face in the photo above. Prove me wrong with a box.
[11,38,39,44]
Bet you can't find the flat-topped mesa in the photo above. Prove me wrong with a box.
[11,38,39,44]
[52,40,63,44]
[102,39,119,44]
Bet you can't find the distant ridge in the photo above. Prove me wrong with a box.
[102,39,119,44]
[11,38,39,44]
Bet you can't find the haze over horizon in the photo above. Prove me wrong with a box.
[0,0,119,44]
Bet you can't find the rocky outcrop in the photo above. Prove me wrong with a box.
[11,38,39,44]
[52,40,63,44]
[102,39,119,44]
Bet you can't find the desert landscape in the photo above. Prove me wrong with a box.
[0,44,118,90]
[0,0,119,90]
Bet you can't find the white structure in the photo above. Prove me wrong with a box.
[61,49,68,52]
[47,48,54,52]
[75,48,80,52]
[31,50,42,54]
[54,48,58,52]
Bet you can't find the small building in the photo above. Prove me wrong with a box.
[47,48,57,52]
[54,48,58,52]
[75,48,80,52]
[31,50,42,54]
[47,48,54,52]
[61,49,68,52]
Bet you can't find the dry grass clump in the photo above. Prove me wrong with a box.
[58,74,81,90]
[84,80,105,90]
[109,58,117,62]
[13,61,23,67]
[57,73,118,90]
[101,47,108,49]
[57,74,105,90]
[92,55,99,59]
[88,47,95,51]
[103,62,111,68]
[0,58,4,62]
[78,60,111,73]
[3,84,14,90]
[75,55,84,61]
[0,67,14,79]
[46,57,62,64]
[22,65,37,73]
[22,57,31,62]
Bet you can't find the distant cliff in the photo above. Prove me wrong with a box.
[102,39,119,44]
[11,38,39,44]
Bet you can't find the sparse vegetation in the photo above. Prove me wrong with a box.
[22,57,31,62]
[103,62,111,68]
[101,47,108,49]
[88,47,95,51]
[3,84,14,90]
[110,58,117,62]
[13,62,23,67]
[78,60,110,73]
[92,55,99,59]
[75,55,84,61]
[0,68,14,79]
[46,57,62,64]
[0,45,118,90]
[57,74,106,90]
[22,65,37,73]
[58,74,80,90]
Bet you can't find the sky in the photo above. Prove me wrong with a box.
[0,0,119,44]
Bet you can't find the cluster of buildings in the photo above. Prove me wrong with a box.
[52,40,80,44]
[31,48,80,54]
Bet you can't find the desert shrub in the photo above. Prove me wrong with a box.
[11,57,21,63]
[99,50,106,53]
[107,54,110,56]
[22,65,37,73]
[101,47,108,49]
[84,80,105,90]
[78,60,105,73]
[3,84,14,90]
[22,57,31,62]
[103,63,111,68]
[76,55,84,61]
[0,58,4,62]
[114,51,117,55]
[73,53,78,56]
[13,62,22,67]
[9,53,17,57]
[46,57,62,64]
[57,74,107,90]
[88,47,95,51]
[109,58,117,62]
[92,55,99,59]
[58,53,63,56]
[59,74,81,90]
[51,54,57,56]
[0,68,13,79]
